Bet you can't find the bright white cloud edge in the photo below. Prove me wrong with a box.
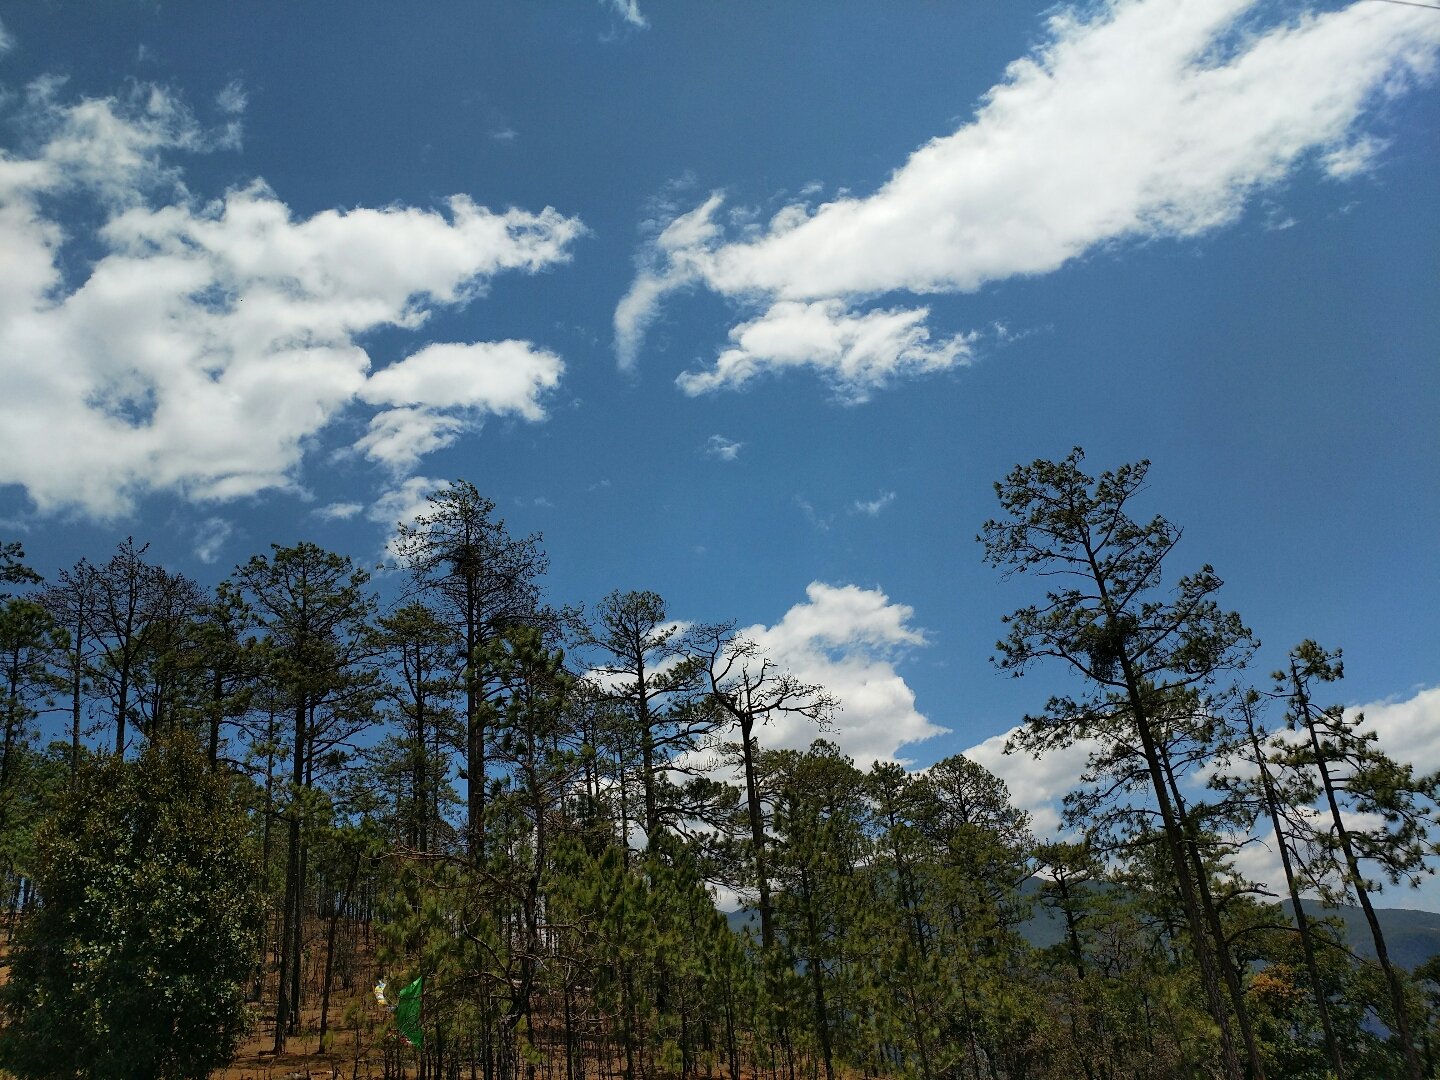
[0,85,584,519]
[968,684,1440,907]
[617,0,1440,397]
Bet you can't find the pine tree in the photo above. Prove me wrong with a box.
[981,448,1261,1080]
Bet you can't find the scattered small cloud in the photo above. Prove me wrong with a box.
[587,478,612,492]
[601,0,648,30]
[314,502,363,521]
[852,491,896,517]
[215,81,247,115]
[490,127,518,142]
[795,495,833,533]
[1262,204,1298,232]
[965,682,1440,895]
[355,340,565,470]
[705,434,743,462]
[192,516,233,565]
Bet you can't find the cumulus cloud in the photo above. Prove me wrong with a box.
[742,582,944,766]
[618,0,1440,395]
[354,408,467,472]
[314,501,363,521]
[965,683,1440,902]
[368,476,442,530]
[356,340,565,469]
[361,340,563,420]
[677,300,974,402]
[1356,685,1440,774]
[965,729,1097,837]
[705,434,743,461]
[0,83,583,518]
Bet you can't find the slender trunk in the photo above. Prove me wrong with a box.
[1121,671,1242,1079]
[1294,666,1422,1080]
[209,668,223,769]
[319,849,360,1048]
[274,694,307,1052]
[1161,752,1266,1079]
[800,868,836,1080]
[274,808,299,1054]
[637,650,660,845]
[1078,536,1243,1078]
[115,661,130,756]
[291,834,307,1034]
[1246,715,1346,1079]
[68,602,85,786]
[465,593,484,860]
[739,716,774,951]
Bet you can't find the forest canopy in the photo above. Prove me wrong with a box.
[0,454,1436,1080]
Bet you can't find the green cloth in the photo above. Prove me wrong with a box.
[394,976,424,1047]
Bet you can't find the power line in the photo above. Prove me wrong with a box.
[1363,0,1440,10]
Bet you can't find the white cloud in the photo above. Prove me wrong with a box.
[192,516,233,565]
[964,729,1097,837]
[677,299,974,402]
[603,0,649,30]
[368,476,444,557]
[852,491,896,517]
[705,434,743,461]
[0,18,13,55]
[966,684,1440,904]
[355,340,564,469]
[614,192,725,372]
[619,0,1440,394]
[1356,686,1440,773]
[742,582,943,766]
[0,84,583,518]
[361,340,563,421]
[314,501,363,521]
[215,81,247,116]
[355,407,466,471]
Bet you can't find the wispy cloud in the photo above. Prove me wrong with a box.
[794,495,833,533]
[852,491,896,517]
[602,0,648,30]
[192,516,233,565]
[618,0,1440,397]
[215,81,246,115]
[705,434,743,461]
[314,502,363,521]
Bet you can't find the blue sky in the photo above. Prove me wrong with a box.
[1,2,1437,902]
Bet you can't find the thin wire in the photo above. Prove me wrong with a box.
[1362,0,1440,10]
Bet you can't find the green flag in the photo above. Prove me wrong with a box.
[394,976,424,1047]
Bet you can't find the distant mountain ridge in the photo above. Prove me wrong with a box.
[725,897,1440,971]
